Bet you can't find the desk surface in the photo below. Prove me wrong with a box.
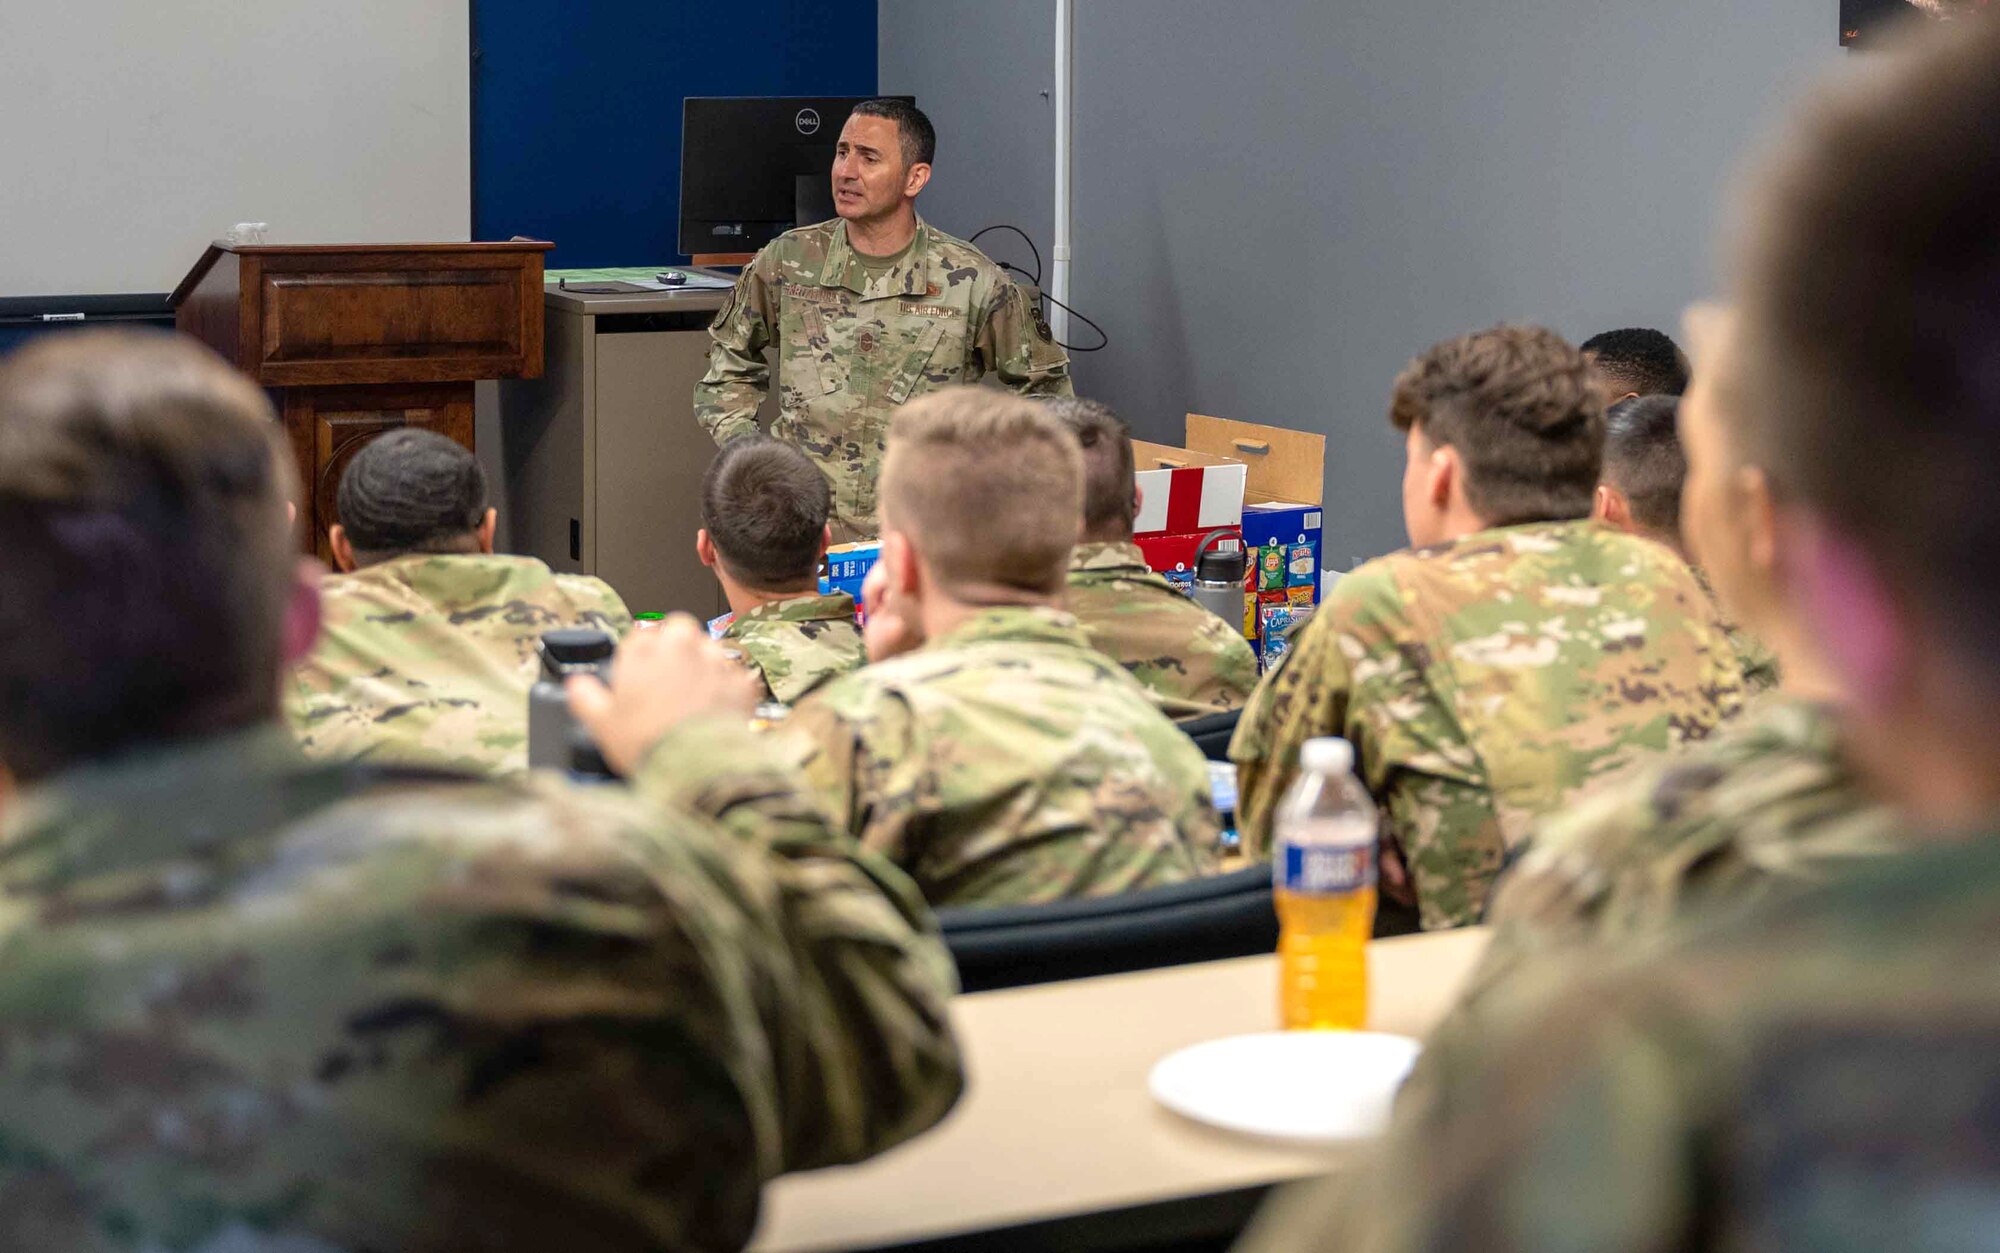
[751,927,1491,1253]
[543,267,739,316]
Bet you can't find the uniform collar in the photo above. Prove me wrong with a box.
[725,591,858,630]
[0,724,317,884]
[928,604,1089,652]
[343,552,550,597]
[821,217,933,300]
[1068,541,1151,574]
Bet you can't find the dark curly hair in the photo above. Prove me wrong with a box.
[1390,324,1607,526]
[336,428,487,562]
[1580,327,1692,398]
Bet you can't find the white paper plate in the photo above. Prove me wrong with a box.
[1148,1031,1422,1144]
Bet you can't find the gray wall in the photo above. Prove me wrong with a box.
[879,0,1056,282]
[881,0,1839,563]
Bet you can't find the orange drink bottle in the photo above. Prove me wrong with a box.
[1273,737,1378,1031]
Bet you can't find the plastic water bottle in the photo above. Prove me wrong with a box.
[1273,737,1378,1030]
[527,628,616,773]
[1208,760,1242,857]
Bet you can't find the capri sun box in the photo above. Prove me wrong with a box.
[1132,414,1327,667]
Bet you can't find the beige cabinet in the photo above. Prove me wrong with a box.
[492,284,774,618]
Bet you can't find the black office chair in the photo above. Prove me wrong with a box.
[938,864,1277,993]
[1177,707,1241,762]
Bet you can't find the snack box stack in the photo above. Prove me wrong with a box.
[1136,415,1328,671]
[818,540,881,623]
[1127,439,1249,597]
[1243,501,1324,671]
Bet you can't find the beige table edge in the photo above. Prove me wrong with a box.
[751,927,1491,1253]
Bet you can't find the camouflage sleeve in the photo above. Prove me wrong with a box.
[693,250,778,445]
[972,278,1073,398]
[1457,764,1671,1011]
[281,663,329,753]
[1209,619,1262,707]
[556,573,636,636]
[1229,578,1368,856]
[1236,952,1705,1253]
[783,688,930,876]
[627,714,964,1174]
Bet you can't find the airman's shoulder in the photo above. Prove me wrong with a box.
[920,227,1010,285]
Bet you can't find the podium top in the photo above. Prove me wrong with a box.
[171,240,554,307]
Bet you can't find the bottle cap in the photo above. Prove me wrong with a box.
[1193,528,1247,585]
[541,628,616,666]
[1195,546,1246,585]
[1299,736,1353,776]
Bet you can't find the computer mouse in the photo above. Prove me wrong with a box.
[659,270,688,286]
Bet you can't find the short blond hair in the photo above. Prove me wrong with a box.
[880,387,1083,595]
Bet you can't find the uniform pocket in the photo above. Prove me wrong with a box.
[885,318,949,405]
[798,303,844,396]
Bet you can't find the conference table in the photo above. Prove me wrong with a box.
[751,927,1492,1253]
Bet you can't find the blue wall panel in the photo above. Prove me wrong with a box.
[472,1,878,269]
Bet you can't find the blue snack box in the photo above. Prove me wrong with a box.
[818,540,882,612]
[1241,504,1323,597]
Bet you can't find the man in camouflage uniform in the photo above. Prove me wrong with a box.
[1047,397,1259,720]
[0,331,962,1253]
[698,436,865,704]
[1231,326,1744,931]
[785,388,1220,909]
[1238,22,2000,1251]
[1453,308,1893,1010]
[1595,392,1781,694]
[285,429,631,777]
[693,98,1073,541]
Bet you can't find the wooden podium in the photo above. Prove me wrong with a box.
[171,241,553,557]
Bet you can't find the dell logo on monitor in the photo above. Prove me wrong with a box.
[795,108,821,135]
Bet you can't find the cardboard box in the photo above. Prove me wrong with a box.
[1129,444,1248,540]
[818,540,881,619]
[1134,529,1243,597]
[1136,415,1327,641]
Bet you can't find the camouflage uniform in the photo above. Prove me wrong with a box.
[286,554,632,777]
[784,605,1221,908]
[1453,694,1897,1016]
[694,218,1074,540]
[1235,834,2000,1253]
[1065,541,1260,720]
[1230,520,1744,930]
[721,591,867,706]
[1691,563,1782,696]
[0,718,963,1253]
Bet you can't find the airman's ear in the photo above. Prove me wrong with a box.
[1738,465,1780,576]
[328,525,359,575]
[1427,443,1459,511]
[1595,484,1634,531]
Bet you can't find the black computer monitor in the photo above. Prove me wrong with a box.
[679,96,915,256]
